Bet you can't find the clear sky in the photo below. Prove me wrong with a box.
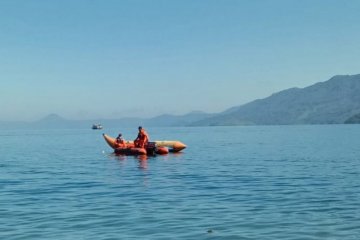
[1,0,360,121]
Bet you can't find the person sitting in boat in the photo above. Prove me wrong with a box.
[115,133,127,148]
[134,126,149,148]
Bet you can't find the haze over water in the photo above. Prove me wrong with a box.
[1,125,360,239]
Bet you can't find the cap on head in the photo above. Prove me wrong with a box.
[138,126,142,130]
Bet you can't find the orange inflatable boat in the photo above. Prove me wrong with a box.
[103,134,186,156]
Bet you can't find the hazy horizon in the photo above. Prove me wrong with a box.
[1,0,360,121]
[4,72,360,124]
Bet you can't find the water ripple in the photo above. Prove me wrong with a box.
[1,126,360,239]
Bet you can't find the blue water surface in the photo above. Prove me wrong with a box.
[1,125,360,239]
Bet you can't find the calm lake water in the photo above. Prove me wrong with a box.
[1,125,360,239]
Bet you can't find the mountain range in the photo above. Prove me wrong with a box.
[0,111,216,129]
[2,74,360,129]
[193,74,360,125]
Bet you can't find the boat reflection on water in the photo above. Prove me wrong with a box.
[112,151,182,170]
[115,154,127,161]
[137,155,148,170]
[170,152,183,157]
[113,154,148,169]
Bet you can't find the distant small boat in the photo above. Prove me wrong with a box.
[92,124,103,130]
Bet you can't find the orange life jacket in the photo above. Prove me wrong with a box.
[115,137,127,148]
[134,129,149,148]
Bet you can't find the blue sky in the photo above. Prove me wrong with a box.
[1,0,360,121]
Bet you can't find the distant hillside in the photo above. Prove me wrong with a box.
[344,113,360,124]
[0,111,214,130]
[2,74,360,129]
[145,111,216,127]
[93,111,214,128]
[192,74,360,125]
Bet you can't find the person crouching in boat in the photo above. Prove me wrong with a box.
[134,126,149,148]
[115,133,127,148]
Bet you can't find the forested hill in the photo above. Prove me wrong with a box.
[192,74,360,125]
